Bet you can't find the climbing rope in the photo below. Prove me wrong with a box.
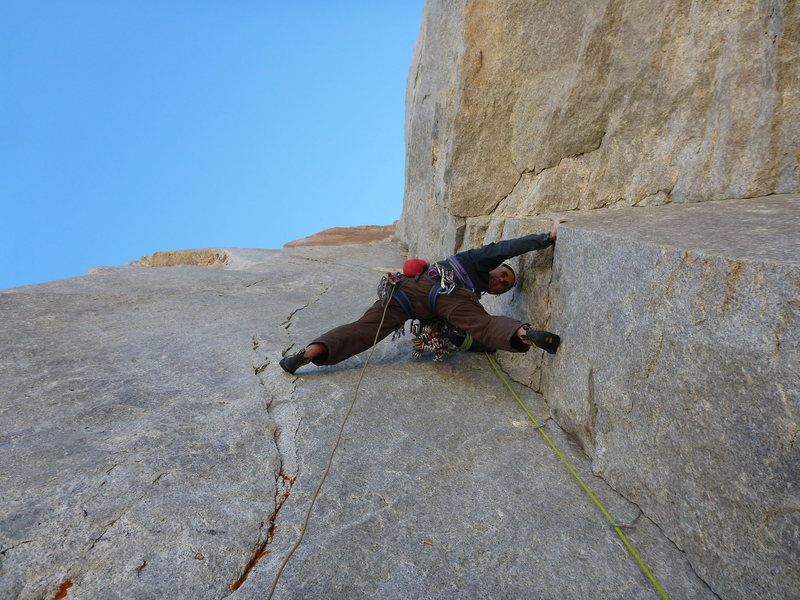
[485,353,670,600]
[266,283,397,599]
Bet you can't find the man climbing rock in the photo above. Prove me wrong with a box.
[280,218,569,374]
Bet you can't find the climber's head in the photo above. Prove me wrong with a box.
[486,264,515,294]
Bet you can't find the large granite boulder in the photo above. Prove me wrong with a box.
[1,242,714,599]
[542,195,799,600]
[399,0,799,260]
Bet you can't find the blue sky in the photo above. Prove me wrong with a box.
[1,1,424,289]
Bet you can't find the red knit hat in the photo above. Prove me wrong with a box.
[402,258,430,277]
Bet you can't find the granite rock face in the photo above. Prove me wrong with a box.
[543,196,800,600]
[0,242,715,599]
[399,0,800,260]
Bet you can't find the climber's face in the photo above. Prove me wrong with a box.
[487,265,515,294]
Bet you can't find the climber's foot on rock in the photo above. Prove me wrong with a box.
[522,327,560,354]
[279,349,310,374]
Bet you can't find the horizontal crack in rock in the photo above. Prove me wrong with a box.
[281,285,331,331]
[0,540,34,556]
[492,132,607,214]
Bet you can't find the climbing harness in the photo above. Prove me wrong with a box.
[377,272,415,321]
[376,265,465,358]
[425,263,456,316]
[484,353,671,600]
[267,277,398,600]
[383,261,459,320]
[428,262,456,294]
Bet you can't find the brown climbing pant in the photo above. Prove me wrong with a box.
[310,276,529,366]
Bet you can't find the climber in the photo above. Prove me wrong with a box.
[279,217,570,374]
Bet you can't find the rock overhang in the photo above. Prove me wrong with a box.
[554,194,800,265]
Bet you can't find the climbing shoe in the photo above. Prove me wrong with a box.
[522,326,561,354]
[279,349,310,374]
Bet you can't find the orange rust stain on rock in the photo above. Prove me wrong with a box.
[230,574,248,592]
[721,258,744,315]
[52,580,73,600]
[229,470,295,592]
[229,547,271,592]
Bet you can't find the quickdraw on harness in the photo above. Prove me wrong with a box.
[425,262,456,315]
[410,320,453,362]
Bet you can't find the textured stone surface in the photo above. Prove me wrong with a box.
[399,0,799,260]
[0,242,714,599]
[542,196,800,600]
[283,224,396,248]
[397,0,469,261]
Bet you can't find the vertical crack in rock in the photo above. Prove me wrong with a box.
[233,282,330,594]
[644,330,665,379]
[267,470,296,545]
[230,333,303,595]
[228,471,296,593]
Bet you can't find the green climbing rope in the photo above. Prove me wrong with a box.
[485,353,670,600]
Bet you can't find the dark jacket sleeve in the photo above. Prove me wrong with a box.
[454,232,554,292]
[469,233,553,270]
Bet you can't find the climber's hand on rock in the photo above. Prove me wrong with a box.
[549,217,571,240]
